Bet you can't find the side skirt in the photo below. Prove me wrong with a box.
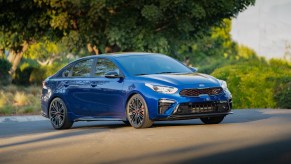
[74,117,123,122]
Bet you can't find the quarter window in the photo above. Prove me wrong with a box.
[95,58,119,77]
[62,66,72,77]
[72,59,94,77]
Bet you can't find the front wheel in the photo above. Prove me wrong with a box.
[49,97,73,129]
[126,94,153,128]
[200,116,225,124]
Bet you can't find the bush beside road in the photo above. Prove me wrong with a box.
[0,85,41,116]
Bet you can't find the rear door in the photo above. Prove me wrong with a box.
[64,58,95,116]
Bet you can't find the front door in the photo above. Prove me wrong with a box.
[89,58,125,118]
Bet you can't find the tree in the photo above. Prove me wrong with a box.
[0,0,62,75]
[0,0,255,76]
[37,0,255,54]
[25,41,67,66]
[177,19,239,72]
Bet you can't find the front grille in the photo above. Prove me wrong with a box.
[174,101,230,115]
[180,87,223,97]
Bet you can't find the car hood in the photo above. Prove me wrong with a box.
[137,73,221,87]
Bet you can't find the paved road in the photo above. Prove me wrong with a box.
[1,109,291,164]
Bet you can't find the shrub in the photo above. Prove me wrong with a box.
[274,81,291,109]
[0,85,41,115]
[211,61,291,109]
[14,92,29,106]
[12,58,39,85]
[0,58,12,85]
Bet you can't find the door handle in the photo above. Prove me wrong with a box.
[91,82,97,87]
[64,82,69,87]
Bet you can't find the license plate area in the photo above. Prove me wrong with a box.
[174,101,229,115]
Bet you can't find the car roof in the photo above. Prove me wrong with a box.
[78,52,164,60]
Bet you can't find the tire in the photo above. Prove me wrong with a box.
[200,116,225,124]
[49,97,73,130]
[126,94,153,128]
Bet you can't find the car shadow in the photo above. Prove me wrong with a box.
[0,109,288,139]
[102,135,291,164]
[179,136,291,164]
[0,120,127,139]
[0,121,128,150]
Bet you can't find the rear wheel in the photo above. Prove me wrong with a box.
[49,97,73,129]
[200,116,225,124]
[126,94,153,128]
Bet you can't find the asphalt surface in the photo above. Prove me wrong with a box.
[1,109,291,164]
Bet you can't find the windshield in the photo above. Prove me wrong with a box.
[115,54,192,76]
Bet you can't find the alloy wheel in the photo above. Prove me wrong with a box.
[49,99,65,128]
[126,94,153,128]
[128,97,145,126]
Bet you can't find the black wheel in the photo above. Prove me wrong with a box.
[49,97,73,129]
[200,116,225,124]
[126,94,153,128]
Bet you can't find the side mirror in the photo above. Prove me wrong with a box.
[105,71,123,78]
[189,67,198,72]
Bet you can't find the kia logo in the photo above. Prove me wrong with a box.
[199,84,205,87]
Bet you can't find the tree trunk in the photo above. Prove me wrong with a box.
[8,42,29,75]
[87,43,99,55]
[0,48,4,58]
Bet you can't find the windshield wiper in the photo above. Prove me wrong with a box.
[155,71,179,74]
[135,73,149,76]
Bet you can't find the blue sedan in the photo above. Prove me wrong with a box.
[41,53,232,129]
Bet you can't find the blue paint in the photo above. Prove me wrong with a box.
[41,53,232,122]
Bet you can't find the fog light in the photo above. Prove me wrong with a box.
[158,99,175,114]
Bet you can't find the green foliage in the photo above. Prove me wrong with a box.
[178,19,239,73]
[211,59,291,109]
[274,81,291,109]
[25,41,60,60]
[0,0,255,54]
[0,0,60,51]
[0,58,12,85]
[12,58,67,85]
[12,58,39,85]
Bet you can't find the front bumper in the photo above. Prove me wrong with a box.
[155,99,232,120]
[144,89,232,120]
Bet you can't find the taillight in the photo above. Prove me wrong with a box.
[42,81,47,89]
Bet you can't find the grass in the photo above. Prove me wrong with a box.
[0,85,41,116]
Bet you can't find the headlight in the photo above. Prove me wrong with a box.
[145,83,178,94]
[219,80,228,90]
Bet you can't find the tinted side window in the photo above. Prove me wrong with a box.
[72,59,94,77]
[61,64,73,77]
[95,58,119,77]
[62,68,71,77]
